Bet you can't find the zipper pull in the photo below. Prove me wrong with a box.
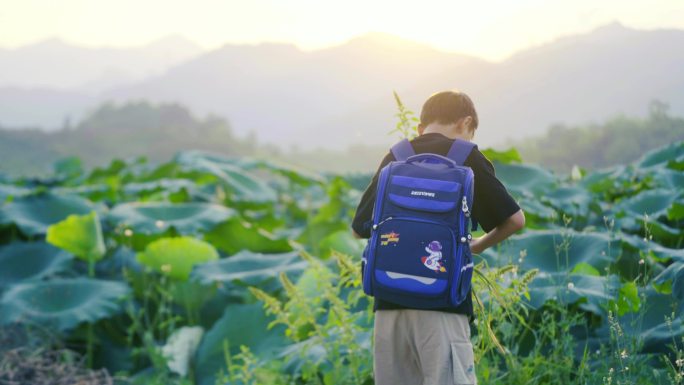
[462,196,471,217]
[372,216,393,230]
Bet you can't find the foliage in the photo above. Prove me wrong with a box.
[388,91,420,140]
[246,251,373,385]
[0,278,130,331]
[136,237,219,281]
[0,105,683,384]
[47,211,105,266]
[519,100,684,172]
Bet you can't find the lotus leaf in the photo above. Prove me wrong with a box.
[204,217,292,255]
[0,242,72,290]
[109,202,235,235]
[0,193,96,236]
[46,211,105,263]
[494,163,557,196]
[637,141,684,169]
[192,250,307,289]
[175,151,277,204]
[525,273,620,315]
[136,236,219,280]
[194,303,287,385]
[613,189,680,219]
[0,184,32,202]
[487,230,615,274]
[0,277,130,331]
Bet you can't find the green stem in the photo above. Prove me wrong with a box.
[87,323,94,368]
[87,256,95,367]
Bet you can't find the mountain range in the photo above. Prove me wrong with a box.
[1,23,682,149]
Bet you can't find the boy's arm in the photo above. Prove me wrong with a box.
[468,150,525,253]
[470,209,525,254]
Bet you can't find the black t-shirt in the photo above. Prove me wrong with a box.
[351,132,521,316]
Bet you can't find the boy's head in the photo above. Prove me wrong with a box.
[418,90,478,139]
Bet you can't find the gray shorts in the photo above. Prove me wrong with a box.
[373,309,477,385]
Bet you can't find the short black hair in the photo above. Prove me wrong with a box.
[420,91,479,130]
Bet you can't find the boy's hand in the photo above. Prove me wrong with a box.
[468,209,525,255]
[469,237,485,254]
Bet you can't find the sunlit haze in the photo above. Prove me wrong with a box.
[1,0,683,60]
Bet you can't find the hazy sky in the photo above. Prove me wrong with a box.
[1,0,683,60]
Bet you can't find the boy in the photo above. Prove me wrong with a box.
[352,90,525,385]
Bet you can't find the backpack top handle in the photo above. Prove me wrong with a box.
[391,138,477,166]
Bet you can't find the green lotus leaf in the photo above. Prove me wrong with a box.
[579,166,626,194]
[53,156,83,179]
[0,242,73,291]
[541,186,594,219]
[109,202,235,235]
[232,158,325,186]
[136,236,219,280]
[52,184,115,202]
[611,281,640,316]
[613,189,680,219]
[0,193,97,236]
[175,151,277,204]
[571,262,601,276]
[652,168,684,190]
[615,288,684,354]
[482,147,522,165]
[494,163,557,196]
[46,211,105,262]
[0,183,32,202]
[194,303,287,385]
[637,141,684,169]
[122,179,196,198]
[191,250,307,290]
[514,197,557,229]
[653,261,684,301]
[668,202,684,220]
[318,230,365,259]
[204,217,293,255]
[525,273,620,315]
[487,230,615,274]
[0,277,130,331]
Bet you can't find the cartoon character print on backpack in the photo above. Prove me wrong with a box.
[380,231,399,246]
[421,240,446,273]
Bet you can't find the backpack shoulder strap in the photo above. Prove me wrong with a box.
[390,139,415,161]
[446,139,477,166]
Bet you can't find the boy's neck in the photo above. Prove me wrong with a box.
[422,123,472,142]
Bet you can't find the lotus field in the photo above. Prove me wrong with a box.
[1,141,684,385]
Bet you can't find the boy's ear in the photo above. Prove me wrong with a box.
[463,116,473,130]
[462,116,476,138]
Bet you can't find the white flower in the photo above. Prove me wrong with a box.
[567,282,575,290]
[620,350,628,359]
[124,229,133,237]
[161,326,205,377]
[155,220,165,228]
[638,259,645,265]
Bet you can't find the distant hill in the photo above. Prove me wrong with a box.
[1,24,684,149]
[0,36,202,129]
[3,99,681,178]
[104,32,481,147]
[0,36,202,91]
[518,100,684,172]
[0,102,250,176]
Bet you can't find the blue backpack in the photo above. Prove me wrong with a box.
[361,138,477,309]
